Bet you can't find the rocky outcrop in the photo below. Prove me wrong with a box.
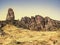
[0,8,60,31]
[44,17,60,30]
[19,15,60,31]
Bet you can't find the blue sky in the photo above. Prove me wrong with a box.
[0,0,60,20]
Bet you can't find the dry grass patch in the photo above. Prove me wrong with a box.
[0,24,59,45]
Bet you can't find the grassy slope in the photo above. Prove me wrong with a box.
[0,24,60,45]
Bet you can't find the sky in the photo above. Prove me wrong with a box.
[0,0,60,20]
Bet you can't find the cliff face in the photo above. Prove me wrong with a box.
[0,8,60,31]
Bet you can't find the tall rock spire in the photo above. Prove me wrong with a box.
[6,8,15,21]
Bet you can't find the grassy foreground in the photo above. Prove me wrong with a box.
[0,24,60,45]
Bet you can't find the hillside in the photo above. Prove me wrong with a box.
[0,24,60,45]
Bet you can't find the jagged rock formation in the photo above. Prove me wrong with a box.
[0,8,60,31]
[44,17,60,30]
[19,15,60,31]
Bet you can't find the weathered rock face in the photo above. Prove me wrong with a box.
[29,16,36,30]
[44,17,55,30]
[20,16,31,29]
[44,17,60,30]
[35,15,45,30]
[19,15,60,31]
[28,15,45,30]
[6,8,15,21]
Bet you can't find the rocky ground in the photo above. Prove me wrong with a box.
[0,24,60,45]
